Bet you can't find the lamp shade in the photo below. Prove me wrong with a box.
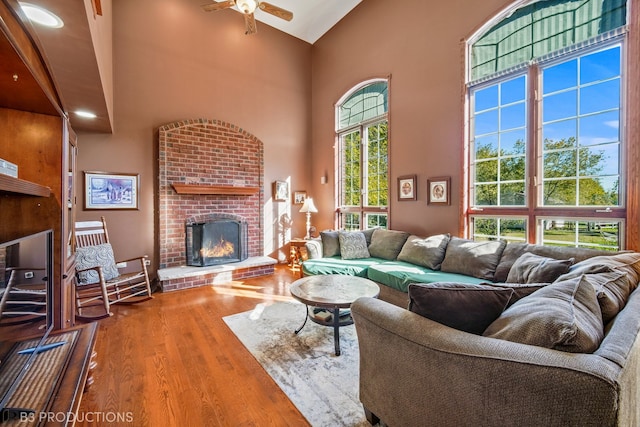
[299,198,318,213]
[236,0,257,14]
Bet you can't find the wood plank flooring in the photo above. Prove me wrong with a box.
[76,265,311,427]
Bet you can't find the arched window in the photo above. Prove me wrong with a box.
[465,0,629,250]
[336,79,389,230]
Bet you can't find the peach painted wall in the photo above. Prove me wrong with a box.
[309,0,512,237]
[77,0,312,277]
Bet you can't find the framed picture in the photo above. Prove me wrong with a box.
[84,171,139,210]
[294,191,307,204]
[427,176,451,205]
[273,180,289,202]
[398,175,417,201]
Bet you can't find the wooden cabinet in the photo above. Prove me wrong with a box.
[0,0,77,329]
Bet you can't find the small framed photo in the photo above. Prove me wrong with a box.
[84,171,139,210]
[427,176,451,205]
[273,180,289,202]
[398,175,417,201]
[294,191,307,204]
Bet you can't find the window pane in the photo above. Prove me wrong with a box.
[543,59,577,93]
[543,148,577,178]
[580,46,620,84]
[580,79,620,114]
[543,179,576,205]
[500,130,526,155]
[474,110,499,135]
[578,111,619,145]
[543,119,577,148]
[365,122,388,207]
[500,182,526,205]
[500,156,525,181]
[580,144,619,176]
[475,85,498,112]
[475,183,498,205]
[501,76,526,104]
[341,131,361,206]
[475,135,498,159]
[543,90,577,122]
[343,213,360,231]
[578,176,618,205]
[472,217,527,242]
[366,214,387,229]
[541,219,620,250]
[500,103,526,130]
[476,159,498,182]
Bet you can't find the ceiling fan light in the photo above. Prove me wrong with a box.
[236,0,257,14]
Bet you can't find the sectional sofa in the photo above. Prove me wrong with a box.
[302,228,640,426]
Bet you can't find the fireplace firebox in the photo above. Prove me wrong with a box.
[186,216,248,267]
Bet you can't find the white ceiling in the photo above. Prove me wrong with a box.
[217,0,363,44]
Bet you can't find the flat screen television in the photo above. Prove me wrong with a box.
[0,229,54,421]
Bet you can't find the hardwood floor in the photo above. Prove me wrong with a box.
[76,265,311,427]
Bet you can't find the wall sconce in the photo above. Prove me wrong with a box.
[299,198,318,240]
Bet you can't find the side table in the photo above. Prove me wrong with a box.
[289,238,308,272]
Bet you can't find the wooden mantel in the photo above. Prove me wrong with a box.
[171,183,259,196]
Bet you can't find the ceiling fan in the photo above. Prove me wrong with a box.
[202,0,293,35]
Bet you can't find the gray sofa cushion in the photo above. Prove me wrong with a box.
[556,252,640,287]
[440,237,506,281]
[397,234,450,270]
[320,231,341,257]
[368,229,410,260]
[483,276,604,353]
[408,283,513,335]
[483,282,549,306]
[582,271,635,323]
[338,231,370,260]
[494,243,615,283]
[506,252,574,284]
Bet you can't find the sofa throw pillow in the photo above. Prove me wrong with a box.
[408,283,514,335]
[483,282,549,307]
[367,229,410,260]
[320,231,341,257]
[440,237,507,281]
[483,276,604,353]
[506,252,574,284]
[556,253,640,290]
[361,228,378,246]
[581,271,634,323]
[304,239,323,259]
[397,234,450,270]
[75,243,120,285]
[338,231,370,260]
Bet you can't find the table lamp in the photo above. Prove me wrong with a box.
[299,198,318,239]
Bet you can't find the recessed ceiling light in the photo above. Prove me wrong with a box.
[20,2,64,28]
[75,110,97,119]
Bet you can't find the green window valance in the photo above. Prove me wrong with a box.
[470,0,627,81]
[338,82,388,130]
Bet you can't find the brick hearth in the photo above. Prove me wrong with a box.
[158,118,272,291]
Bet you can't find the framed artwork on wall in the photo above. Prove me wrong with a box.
[273,180,289,201]
[84,171,139,210]
[398,175,417,201]
[427,176,451,205]
[294,191,307,204]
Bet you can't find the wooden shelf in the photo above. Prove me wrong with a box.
[0,174,51,197]
[171,183,259,196]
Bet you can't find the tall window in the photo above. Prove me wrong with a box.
[336,80,389,231]
[466,0,628,250]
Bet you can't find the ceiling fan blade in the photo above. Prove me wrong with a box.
[244,13,257,35]
[201,1,236,12]
[259,2,293,21]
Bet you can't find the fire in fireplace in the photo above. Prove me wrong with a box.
[186,215,248,267]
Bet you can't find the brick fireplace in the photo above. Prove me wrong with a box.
[157,119,275,291]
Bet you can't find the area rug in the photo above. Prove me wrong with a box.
[223,301,370,427]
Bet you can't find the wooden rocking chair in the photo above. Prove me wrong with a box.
[74,216,152,321]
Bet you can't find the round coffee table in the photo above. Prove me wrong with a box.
[289,274,380,356]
